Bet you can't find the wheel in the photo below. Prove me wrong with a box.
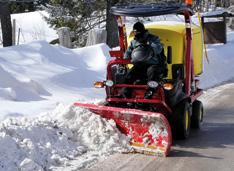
[173,100,191,140]
[191,100,203,129]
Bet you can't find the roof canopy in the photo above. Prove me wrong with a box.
[110,3,193,17]
[202,9,234,18]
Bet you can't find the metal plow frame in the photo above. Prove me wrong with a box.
[74,102,172,156]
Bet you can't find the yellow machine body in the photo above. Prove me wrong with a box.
[127,22,204,79]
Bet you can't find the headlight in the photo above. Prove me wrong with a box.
[94,81,104,88]
[163,83,174,90]
[105,80,114,87]
[147,81,158,88]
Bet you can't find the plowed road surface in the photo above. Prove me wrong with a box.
[84,82,234,171]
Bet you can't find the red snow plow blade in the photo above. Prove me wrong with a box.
[74,102,172,156]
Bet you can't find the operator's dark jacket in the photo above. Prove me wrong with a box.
[124,31,163,65]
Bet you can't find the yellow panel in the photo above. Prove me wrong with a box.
[127,23,203,79]
[192,28,203,76]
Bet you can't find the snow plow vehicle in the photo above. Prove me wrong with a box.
[75,2,204,156]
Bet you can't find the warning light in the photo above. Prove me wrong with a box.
[185,0,193,5]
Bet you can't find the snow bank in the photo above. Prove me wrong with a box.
[0,88,16,100]
[0,41,110,90]
[0,40,111,121]
[0,65,49,101]
[200,31,234,89]
[0,104,130,171]
[0,41,121,170]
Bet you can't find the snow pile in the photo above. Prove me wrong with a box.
[0,104,130,171]
[0,41,110,90]
[200,31,234,89]
[0,41,110,120]
[0,87,16,101]
[0,65,48,101]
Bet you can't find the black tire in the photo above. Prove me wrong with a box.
[191,100,203,129]
[173,100,191,140]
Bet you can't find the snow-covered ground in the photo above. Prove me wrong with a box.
[0,41,132,170]
[200,31,234,88]
[0,41,110,120]
[0,11,234,171]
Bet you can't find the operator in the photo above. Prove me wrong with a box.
[121,21,167,99]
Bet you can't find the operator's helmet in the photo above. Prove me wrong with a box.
[133,22,146,34]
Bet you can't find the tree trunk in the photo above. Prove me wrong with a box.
[0,3,13,47]
[106,0,119,48]
[216,0,221,7]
